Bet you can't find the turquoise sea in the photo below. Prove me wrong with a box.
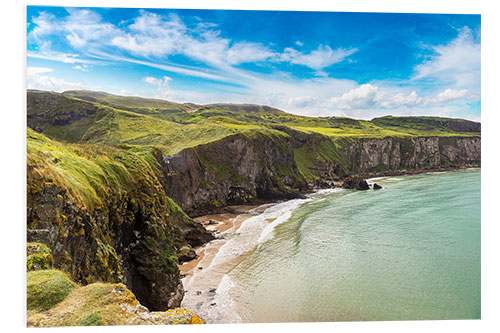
[227,169,481,322]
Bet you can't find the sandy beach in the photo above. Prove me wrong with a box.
[178,205,259,279]
[177,204,269,323]
[176,197,315,323]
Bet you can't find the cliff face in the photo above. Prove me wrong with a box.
[27,174,190,311]
[155,131,307,216]
[154,133,480,215]
[342,136,481,173]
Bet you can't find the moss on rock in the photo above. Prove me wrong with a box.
[27,274,204,327]
[27,242,54,271]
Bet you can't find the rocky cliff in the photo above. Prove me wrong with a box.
[154,130,480,215]
[341,136,481,174]
[155,131,307,216]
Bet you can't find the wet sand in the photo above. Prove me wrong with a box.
[178,205,259,279]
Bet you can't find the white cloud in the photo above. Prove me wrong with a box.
[143,76,172,88]
[27,75,85,92]
[27,51,94,64]
[226,42,275,65]
[288,96,315,108]
[378,91,422,109]
[427,88,471,105]
[29,9,119,50]
[72,65,90,72]
[30,9,355,75]
[278,45,357,71]
[27,67,53,76]
[324,84,383,110]
[413,27,480,91]
[111,12,186,57]
[27,66,85,92]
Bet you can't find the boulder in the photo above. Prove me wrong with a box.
[342,178,370,190]
[373,183,383,190]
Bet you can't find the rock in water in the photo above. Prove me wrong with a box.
[373,183,382,190]
[342,178,370,190]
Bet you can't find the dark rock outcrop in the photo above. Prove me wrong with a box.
[27,172,211,312]
[373,183,383,190]
[155,132,307,216]
[341,178,370,190]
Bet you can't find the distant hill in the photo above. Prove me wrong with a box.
[372,116,481,134]
[63,90,197,115]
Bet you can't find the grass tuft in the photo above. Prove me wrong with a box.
[27,269,75,312]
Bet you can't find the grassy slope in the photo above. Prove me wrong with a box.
[27,127,190,214]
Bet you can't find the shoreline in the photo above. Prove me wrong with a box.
[178,204,270,324]
[188,165,481,218]
[178,198,314,323]
[178,167,480,323]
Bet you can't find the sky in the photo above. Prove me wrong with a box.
[26,6,481,121]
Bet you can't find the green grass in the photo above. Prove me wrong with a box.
[27,269,76,312]
[77,311,104,326]
[63,90,194,115]
[27,275,205,327]
[27,128,160,210]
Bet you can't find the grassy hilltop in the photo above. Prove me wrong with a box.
[28,89,480,156]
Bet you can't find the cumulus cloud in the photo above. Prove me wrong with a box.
[27,67,53,76]
[378,91,422,109]
[27,74,85,92]
[27,66,85,91]
[324,84,383,110]
[72,64,90,72]
[143,75,172,88]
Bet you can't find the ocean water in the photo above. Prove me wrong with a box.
[224,169,481,322]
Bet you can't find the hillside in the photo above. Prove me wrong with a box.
[28,90,480,154]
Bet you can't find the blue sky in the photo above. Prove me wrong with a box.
[26,6,481,120]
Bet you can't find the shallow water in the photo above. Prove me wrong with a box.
[183,169,481,323]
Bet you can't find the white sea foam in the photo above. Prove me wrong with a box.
[210,274,241,323]
[216,274,235,295]
[309,188,343,196]
[209,198,310,268]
